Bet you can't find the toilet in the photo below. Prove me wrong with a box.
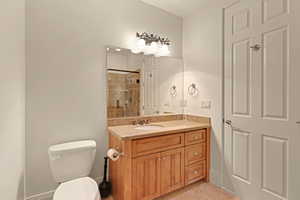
[48,140,101,200]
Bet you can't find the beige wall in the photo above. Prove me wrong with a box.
[0,0,25,199]
[26,0,182,198]
[183,2,230,186]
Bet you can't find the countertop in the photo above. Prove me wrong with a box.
[108,120,211,140]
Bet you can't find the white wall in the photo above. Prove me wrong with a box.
[26,0,182,198]
[155,57,184,114]
[183,2,226,186]
[0,0,25,199]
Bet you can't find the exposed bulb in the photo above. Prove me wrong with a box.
[154,43,162,57]
[155,44,170,57]
[131,38,145,54]
[143,45,152,55]
[149,42,158,54]
[160,44,170,56]
[137,39,146,49]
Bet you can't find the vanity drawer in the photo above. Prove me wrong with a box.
[185,129,206,145]
[185,160,206,185]
[132,133,185,157]
[185,143,206,166]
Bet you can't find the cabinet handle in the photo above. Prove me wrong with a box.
[193,136,199,140]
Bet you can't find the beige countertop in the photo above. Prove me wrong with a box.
[108,120,211,140]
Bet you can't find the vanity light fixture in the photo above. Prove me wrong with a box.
[131,32,171,57]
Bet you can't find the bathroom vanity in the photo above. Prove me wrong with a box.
[108,115,211,200]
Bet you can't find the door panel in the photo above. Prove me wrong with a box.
[224,1,257,197]
[232,130,251,183]
[232,9,250,34]
[160,148,184,194]
[262,27,288,119]
[224,0,299,199]
[133,153,161,200]
[263,0,289,23]
[262,135,287,198]
[232,39,252,116]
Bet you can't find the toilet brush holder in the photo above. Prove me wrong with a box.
[99,156,112,198]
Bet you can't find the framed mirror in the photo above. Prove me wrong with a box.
[106,46,184,119]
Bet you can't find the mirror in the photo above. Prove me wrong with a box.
[106,46,184,119]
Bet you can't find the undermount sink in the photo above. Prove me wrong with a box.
[134,124,163,131]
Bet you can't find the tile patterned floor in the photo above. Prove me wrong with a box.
[104,182,239,200]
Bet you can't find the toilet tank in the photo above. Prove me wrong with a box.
[48,140,96,183]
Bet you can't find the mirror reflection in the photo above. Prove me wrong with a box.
[106,47,184,118]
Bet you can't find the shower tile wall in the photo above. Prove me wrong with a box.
[107,72,140,118]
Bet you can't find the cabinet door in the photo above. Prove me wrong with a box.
[160,148,185,195]
[133,153,161,200]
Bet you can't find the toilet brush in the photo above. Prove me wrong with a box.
[99,156,112,198]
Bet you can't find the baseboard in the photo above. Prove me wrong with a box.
[25,176,103,200]
[25,190,54,200]
[210,169,221,187]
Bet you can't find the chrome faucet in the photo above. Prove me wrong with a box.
[134,119,150,126]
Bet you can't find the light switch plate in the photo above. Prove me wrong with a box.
[200,100,211,109]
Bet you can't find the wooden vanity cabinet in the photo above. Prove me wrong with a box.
[132,148,185,200]
[133,153,161,200]
[109,128,210,200]
[160,148,185,195]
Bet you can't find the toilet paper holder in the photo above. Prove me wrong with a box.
[107,147,124,160]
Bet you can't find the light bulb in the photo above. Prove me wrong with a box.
[143,42,158,55]
[159,44,170,56]
[143,45,152,55]
[131,38,145,54]
[149,42,158,54]
[137,39,146,49]
[154,43,162,57]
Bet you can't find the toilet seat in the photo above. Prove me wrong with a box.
[53,177,100,200]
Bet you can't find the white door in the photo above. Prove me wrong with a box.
[224,0,300,199]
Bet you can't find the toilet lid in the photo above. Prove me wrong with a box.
[54,177,100,200]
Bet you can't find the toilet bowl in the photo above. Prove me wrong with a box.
[48,140,101,200]
[53,177,100,200]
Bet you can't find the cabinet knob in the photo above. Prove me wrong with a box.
[194,170,198,174]
[194,152,199,156]
[193,136,199,140]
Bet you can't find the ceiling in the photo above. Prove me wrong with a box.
[141,0,213,18]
